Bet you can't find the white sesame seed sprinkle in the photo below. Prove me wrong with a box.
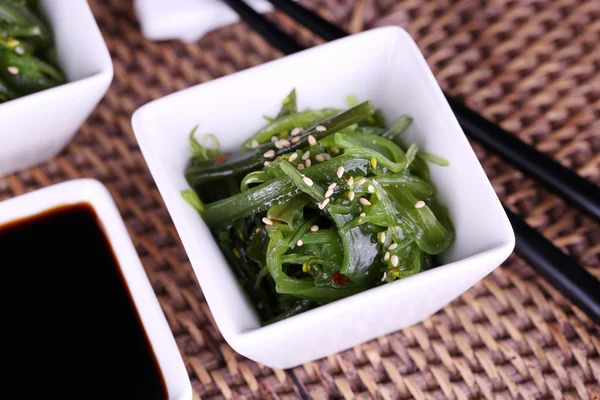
[310,225,319,232]
[291,127,302,136]
[391,255,399,267]
[315,125,327,132]
[330,146,340,154]
[302,175,314,186]
[296,239,303,247]
[291,136,301,144]
[388,243,398,250]
[271,136,278,142]
[367,185,375,193]
[357,178,366,185]
[297,163,305,170]
[318,198,330,209]
[302,150,311,160]
[263,161,271,167]
[15,47,24,55]
[255,228,261,233]
[315,154,325,162]
[308,135,317,145]
[262,217,274,226]
[325,189,334,198]
[274,141,283,149]
[359,198,371,206]
[251,139,259,149]
[289,153,298,162]
[279,139,291,147]
[381,272,387,281]
[347,176,354,186]
[263,149,275,158]
[7,66,19,75]
[414,200,426,209]
[359,212,366,217]
[348,191,355,201]
[384,251,390,261]
[336,166,344,178]
[305,159,312,168]
[322,154,331,161]
[328,182,337,190]
[380,232,387,244]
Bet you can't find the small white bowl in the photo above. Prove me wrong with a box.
[0,179,192,400]
[0,0,113,177]
[132,27,515,369]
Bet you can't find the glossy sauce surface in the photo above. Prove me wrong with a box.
[2,203,167,399]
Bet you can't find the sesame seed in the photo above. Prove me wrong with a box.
[302,150,311,160]
[310,225,319,232]
[357,178,366,185]
[348,191,355,201]
[305,159,312,168]
[325,189,334,198]
[381,272,387,281]
[263,161,271,167]
[274,141,283,149]
[296,239,303,247]
[263,150,275,158]
[328,182,337,190]
[315,125,327,132]
[391,255,399,267]
[297,164,305,170]
[251,140,259,149]
[388,243,398,250]
[322,154,331,161]
[359,212,366,217]
[379,232,387,244]
[15,46,24,55]
[7,66,19,75]
[318,198,330,209]
[271,136,278,143]
[414,200,425,209]
[289,153,298,162]
[359,198,371,206]
[315,154,325,162]
[367,185,375,193]
[279,139,291,147]
[302,175,314,186]
[347,176,354,186]
[370,157,378,168]
[291,136,301,144]
[291,127,302,136]
[384,251,390,261]
[262,217,274,226]
[336,166,344,178]
[330,146,340,154]
[255,228,261,233]
[308,135,317,145]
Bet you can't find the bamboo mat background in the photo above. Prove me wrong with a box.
[1,0,599,398]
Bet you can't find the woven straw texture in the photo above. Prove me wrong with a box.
[1,0,599,398]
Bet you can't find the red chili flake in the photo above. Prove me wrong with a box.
[332,271,349,286]
[213,155,228,166]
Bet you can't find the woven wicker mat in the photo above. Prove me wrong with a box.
[1,0,599,398]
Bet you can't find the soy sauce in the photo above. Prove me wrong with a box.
[2,203,168,400]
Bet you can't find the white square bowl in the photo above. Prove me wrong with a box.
[0,179,192,399]
[132,26,515,369]
[0,0,113,177]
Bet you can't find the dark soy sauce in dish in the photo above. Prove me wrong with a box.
[2,203,168,400]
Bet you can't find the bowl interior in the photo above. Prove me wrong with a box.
[132,27,513,337]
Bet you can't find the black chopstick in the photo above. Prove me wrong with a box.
[506,208,600,325]
[223,0,304,54]
[222,0,600,323]
[256,0,600,224]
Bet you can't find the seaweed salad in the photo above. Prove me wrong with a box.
[183,90,454,324]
